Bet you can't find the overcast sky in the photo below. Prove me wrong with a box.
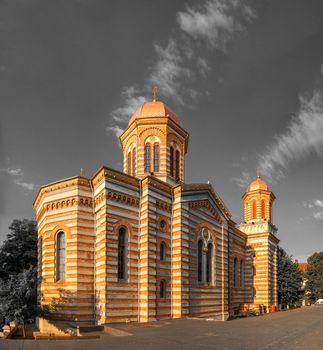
[1,0,323,261]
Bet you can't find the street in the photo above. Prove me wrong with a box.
[1,306,323,350]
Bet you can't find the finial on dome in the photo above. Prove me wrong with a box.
[80,168,84,177]
[152,85,159,102]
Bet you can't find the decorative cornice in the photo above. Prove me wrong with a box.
[156,199,172,212]
[95,190,139,208]
[33,176,90,209]
[91,166,140,188]
[182,183,232,219]
[189,199,223,224]
[238,221,278,235]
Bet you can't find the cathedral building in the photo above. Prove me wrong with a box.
[34,95,279,327]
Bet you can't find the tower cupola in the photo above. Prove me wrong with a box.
[242,176,275,224]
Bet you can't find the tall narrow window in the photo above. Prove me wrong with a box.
[198,240,203,282]
[206,243,213,283]
[170,146,174,177]
[118,227,127,280]
[132,148,136,176]
[145,143,151,173]
[160,242,166,261]
[240,260,244,287]
[56,231,66,281]
[233,258,238,287]
[38,237,42,279]
[160,279,166,298]
[252,200,257,220]
[154,143,160,172]
[127,152,132,175]
[261,199,266,219]
[175,150,180,180]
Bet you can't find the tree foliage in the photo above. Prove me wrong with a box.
[0,219,38,327]
[0,218,37,280]
[278,247,303,307]
[0,266,38,324]
[306,252,323,300]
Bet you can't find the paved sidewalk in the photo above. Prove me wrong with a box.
[1,306,323,350]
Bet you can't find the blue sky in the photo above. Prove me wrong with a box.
[0,0,323,261]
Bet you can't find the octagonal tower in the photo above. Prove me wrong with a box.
[119,94,189,185]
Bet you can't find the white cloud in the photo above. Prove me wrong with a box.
[110,86,146,124]
[197,57,211,76]
[231,171,251,189]
[149,39,192,104]
[314,199,323,208]
[0,167,35,191]
[257,89,323,183]
[313,211,323,221]
[177,0,255,50]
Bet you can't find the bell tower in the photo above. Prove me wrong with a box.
[119,89,189,185]
[239,175,279,311]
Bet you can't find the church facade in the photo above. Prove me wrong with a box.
[34,97,279,325]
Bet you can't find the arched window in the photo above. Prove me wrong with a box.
[56,231,66,281]
[127,152,132,175]
[153,143,160,172]
[160,242,166,261]
[261,199,266,219]
[240,260,244,287]
[206,243,213,283]
[233,258,238,287]
[175,150,180,180]
[118,227,127,280]
[198,240,203,282]
[145,143,151,173]
[170,146,174,177]
[252,200,257,219]
[132,148,136,176]
[160,279,166,298]
[38,236,42,279]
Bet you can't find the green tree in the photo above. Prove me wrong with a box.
[278,247,303,308]
[0,267,37,336]
[306,252,323,300]
[0,218,37,280]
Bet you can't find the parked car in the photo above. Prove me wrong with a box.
[314,299,323,305]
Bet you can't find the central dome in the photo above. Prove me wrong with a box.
[128,101,181,126]
[247,176,269,192]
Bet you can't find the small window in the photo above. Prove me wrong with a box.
[252,200,257,219]
[198,240,203,282]
[253,266,256,276]
[170,146,174,177]
[127,152,132,175]
[38,236,42,279]
[153,143,160,172]
[175,150,180,180]
[206,243,213,283]
[240,260,244,287]
[56,231,66,281]
[118,227,127,280]
[145,143,151,173]
[234,258,238,288]
[160,219,166,229]
[132,148,136,176]
[261,199,266,219]
[160,279,166,298]
[160,242,166,261]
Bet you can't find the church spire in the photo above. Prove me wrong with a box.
[152,85,158,102]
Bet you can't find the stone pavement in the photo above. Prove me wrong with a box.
[1,306,323,350]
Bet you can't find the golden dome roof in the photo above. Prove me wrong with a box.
[247,176,269,192]
[128,101,181,126]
